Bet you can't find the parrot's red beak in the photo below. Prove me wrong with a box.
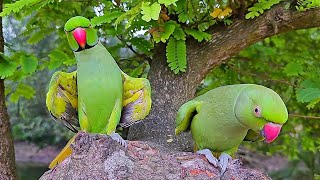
[72,27,86,49]
[261,122,282,143]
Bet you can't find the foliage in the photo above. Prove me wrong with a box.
[245,0,282,19]
[296,0,320,11]
[1,0,319,80]
[166,37,186,73]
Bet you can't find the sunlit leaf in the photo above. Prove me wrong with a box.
[296,88,320,103]
[20,55,38,74]
[141,2,161,22]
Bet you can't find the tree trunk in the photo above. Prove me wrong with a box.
[128,42,207,151]
[128,3,320,150]
[0,0,18,178]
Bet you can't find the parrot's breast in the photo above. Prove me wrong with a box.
[75,43,123,133]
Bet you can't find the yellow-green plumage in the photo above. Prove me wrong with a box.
[45,16,152,169]
[175,84,288,154]
[46,71,79,132]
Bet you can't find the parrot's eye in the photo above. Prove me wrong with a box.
[253,105,261,117]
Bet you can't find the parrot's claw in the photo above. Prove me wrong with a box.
[110,133,128,149]
[218,153,232,176]
[197,149,218,167]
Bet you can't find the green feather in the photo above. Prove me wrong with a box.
[86,27,98,47]
[64,16,91,32]
[66,32,79,51]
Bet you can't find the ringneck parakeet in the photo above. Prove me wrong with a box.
[175,84,288,175]
[46,16,152,169]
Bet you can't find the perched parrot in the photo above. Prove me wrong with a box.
[46,16,151,169]
[175,84,288,175]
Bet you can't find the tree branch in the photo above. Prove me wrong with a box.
[289,114,320,120]
[228,65,297,87]
[187,2,320,79]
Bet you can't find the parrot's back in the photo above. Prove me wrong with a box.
[191,84,253,152]
[75,43,123,133]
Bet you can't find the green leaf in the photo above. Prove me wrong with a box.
[158,0,178,6]
[0,60,17,79]
[245,0,282,19]
[0,0,41,17]
[300,79,320,89]
[9,83,35,103]
[166,37,186,74]
[63,58,76,66]
[178,13,188,23]
[141,2,161,22]
[91,11,123,27]
[284,62,303,76]
[306,97,320,109]
[161,21,176,42]
[27,30,48,44]
[173,27,186,40]
[245,11,260,19]
[153,21,177,43]
[184,29,211,42]
[115,4,141,28]
[296,88,320,103]
[198,22,210,32]
[130,37,153,55]
[20,55,38,74]
[48,50,69,70]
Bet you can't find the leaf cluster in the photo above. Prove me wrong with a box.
[245,0,282,19]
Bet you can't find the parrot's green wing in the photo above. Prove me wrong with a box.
[46,71,79,132]
[175,100,203,135]
[119,73,152,128]
[243,129,265,142]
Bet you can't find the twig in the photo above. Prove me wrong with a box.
[289,114,320,120]
[116,35,139,55]
[228,65,297,87]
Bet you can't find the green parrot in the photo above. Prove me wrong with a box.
[46,16,152,169]
[175,84,288,175]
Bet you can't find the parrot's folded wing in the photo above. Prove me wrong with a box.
[120,73,152,128]
[46,71,79,133]
[175,100,203,135]
[243,129,265,142]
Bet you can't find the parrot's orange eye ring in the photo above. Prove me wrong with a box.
[253,105,261,117]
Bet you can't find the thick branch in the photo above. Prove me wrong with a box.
[40,133,271,180]
[188,3,320,79]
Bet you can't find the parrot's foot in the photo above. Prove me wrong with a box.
[218,153,232,176]
[110,133,128,149]
[197,149,218,167]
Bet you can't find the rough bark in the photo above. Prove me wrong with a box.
[40,133,271,180]
[0,0,18,178]
[128,3,320,150]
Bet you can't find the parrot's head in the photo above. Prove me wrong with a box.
[235,85,288,143]
[64,16,98,52]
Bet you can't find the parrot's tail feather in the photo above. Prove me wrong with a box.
[49,134,77,169]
